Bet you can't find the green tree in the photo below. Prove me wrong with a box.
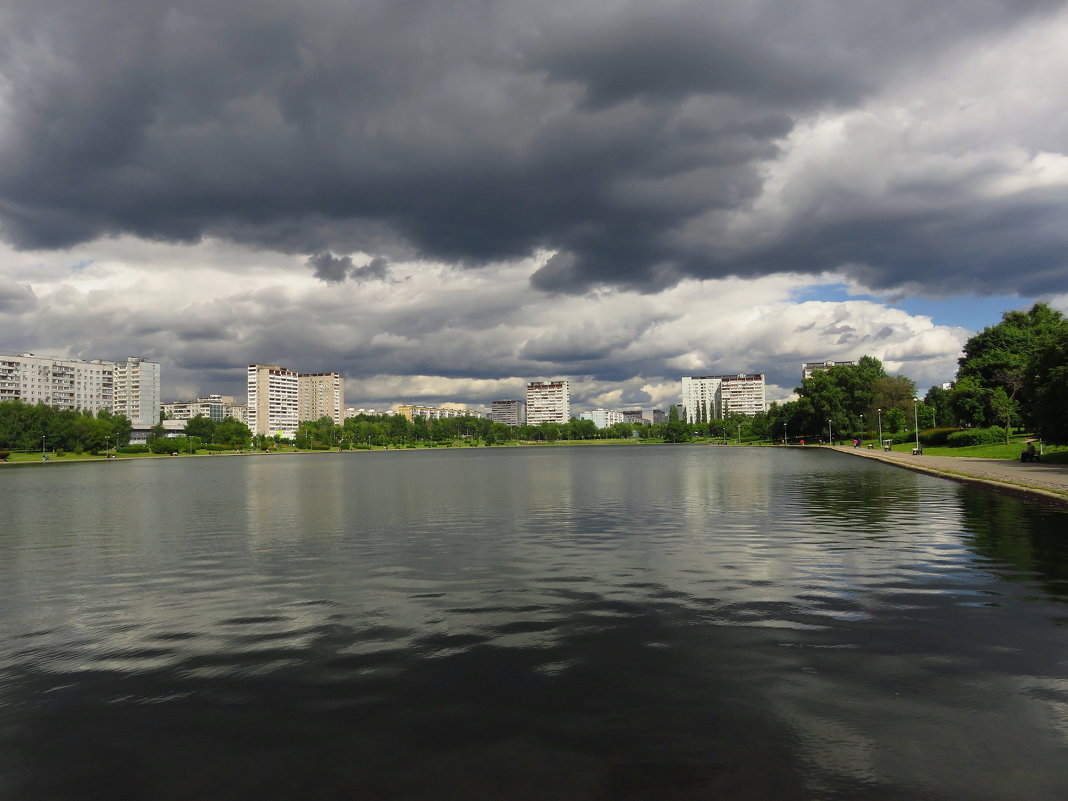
[1023,319,1068,444]
[184,414,216,443]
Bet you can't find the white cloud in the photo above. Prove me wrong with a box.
[0,236,975,412]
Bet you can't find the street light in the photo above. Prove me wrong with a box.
[783,421,787,445]
[105,435,110,459]
[860,414,865,446]
[913,398,920,453]
[877,408,883,451]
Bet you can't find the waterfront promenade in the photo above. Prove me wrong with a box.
[830,445,1068,505]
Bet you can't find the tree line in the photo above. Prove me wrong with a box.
[0,401,132,453]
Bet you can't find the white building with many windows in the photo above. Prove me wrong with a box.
[579,409,625,429]
[681,375,723,423]
[161,394,246,423]
[112,357,161,428]
[719,373,766,416]
[525,380,571,425]
[0,353,115,413]
[247,364,300,438]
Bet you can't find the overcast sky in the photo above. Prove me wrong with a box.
[2,0,1067,411]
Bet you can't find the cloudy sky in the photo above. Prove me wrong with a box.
[2,0,1067,411]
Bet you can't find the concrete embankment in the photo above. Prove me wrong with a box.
[825,445,1068,506]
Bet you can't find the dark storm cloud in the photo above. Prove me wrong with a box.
[2,0,1067,295]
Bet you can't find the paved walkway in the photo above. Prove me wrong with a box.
[826,445,1068,505]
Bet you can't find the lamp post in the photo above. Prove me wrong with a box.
[913,398,920,453]
[783,421,787,445]
[41,436,45,456]
[860,414,864,446]
[877,408,883,450]
[105,435,110,459]
[736,422,741,444]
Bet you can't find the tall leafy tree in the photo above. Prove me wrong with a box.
[1023,318,1068,444]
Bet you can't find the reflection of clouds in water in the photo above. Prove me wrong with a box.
[3,448,1068,799]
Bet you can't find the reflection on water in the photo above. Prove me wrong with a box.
[2,447,1068,800]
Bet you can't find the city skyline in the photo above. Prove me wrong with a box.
[1,2,1066,412]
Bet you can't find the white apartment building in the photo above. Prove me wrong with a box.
[299,372,345,425]
[802,360,857,382]
[161,394,245,423]
[396,404,481,422]
[0,353,115,413]
[247,364,300,438]
[681,376,722,423]
[718,373,766,416]
[579,409,625,429]
[489,399,526,426]
[525,380,571,425]
[112,357,161,428]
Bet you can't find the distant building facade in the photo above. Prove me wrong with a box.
[112,357,161,428]
[525,380,571,425]
[396,404,480,422]
[802,360,857,382]
[489,399,526,426]
[299,372,345,425]
[621,410,647,425]
[681,376,723,423]
[247,364,300,438]
[0,353,115,414]
[580,409,625,429]
[718,373,766,416]
[161,394,245,423]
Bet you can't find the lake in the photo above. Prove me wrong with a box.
[2,446,1067,800]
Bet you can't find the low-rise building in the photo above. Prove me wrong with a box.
[161,394,243,422]
[396,404,481,422]
[579,409,625,429]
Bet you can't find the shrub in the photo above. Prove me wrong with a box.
[203,444,229,452]
[919,428,959,446]
[117,444,150,454]
[946,427,1006,447]
[354,443,372,450]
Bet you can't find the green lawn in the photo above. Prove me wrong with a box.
[886,438,1068,463]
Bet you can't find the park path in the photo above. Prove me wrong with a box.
[825,445,1068,505]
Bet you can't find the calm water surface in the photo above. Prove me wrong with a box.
[2,446,1068,800]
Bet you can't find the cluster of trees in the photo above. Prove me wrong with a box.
[759,356,924,442]
[162,415,253,448]
[0,401,132,453]
[938,303,1068,443]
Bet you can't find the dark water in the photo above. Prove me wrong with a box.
[2,446,1068,800]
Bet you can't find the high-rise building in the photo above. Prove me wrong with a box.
[489,399,526,426]
[718,373,766,416]
[621,410,646,425]
[802,360,857,382]
[681,376,722,423]
[112,357,162,428]
[299,372,345,425]
[247,364,300,438]
[525,380,571,425]
[649,409,667,424]
[0,353,114,413]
